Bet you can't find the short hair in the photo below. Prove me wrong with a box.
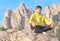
[36,6,42,10]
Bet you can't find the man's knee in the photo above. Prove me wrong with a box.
[34,27,43,33]
[34,25,44,33]
[43,26,53,32]
[30,24,35,30]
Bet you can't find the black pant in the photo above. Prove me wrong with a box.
[31,25,52,33]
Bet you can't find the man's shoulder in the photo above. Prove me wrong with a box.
[31,13,36,16]
[41,14,46,18]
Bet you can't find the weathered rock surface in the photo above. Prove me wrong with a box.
[45,4,60,34]
[0,29,59,41]
[2,9,12,29]
[2,3,33,29]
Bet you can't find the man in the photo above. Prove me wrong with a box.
[29,6,54,34]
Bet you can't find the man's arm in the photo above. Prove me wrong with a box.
[44,16,54,28]
[31,22,36,27]
[29,14,36,27]
[50,23,54,28]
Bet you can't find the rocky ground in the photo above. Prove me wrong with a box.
[0,29,59,41]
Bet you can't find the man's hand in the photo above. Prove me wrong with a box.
[50,23,54,28]
[31,22,36,27]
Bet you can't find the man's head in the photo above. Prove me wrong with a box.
[36,6,42,14]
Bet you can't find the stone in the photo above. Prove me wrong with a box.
[2,9,12,29]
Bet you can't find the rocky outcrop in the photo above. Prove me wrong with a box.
[52,4,60,23]
[11,3,33,29]
[11,8,22,29]
[45,4,60,23]
[45,4,60,35]
[2,9,12,29]
[2,3,33,29]
[45,5,51,19]
[27,8,34,18]
[0,29,59,41]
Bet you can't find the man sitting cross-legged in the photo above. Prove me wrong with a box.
[29,6,54,34]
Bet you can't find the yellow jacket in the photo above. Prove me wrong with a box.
[29,12,52,26]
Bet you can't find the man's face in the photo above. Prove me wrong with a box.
[36,8,41,14]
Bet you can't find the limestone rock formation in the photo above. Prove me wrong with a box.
[11,9,22,29]
[2,9,12,29]
[45,5,51,19]
[45,4,60,35]
[2,3,33,29]
[27,8,34,18]
[11,3,33,29]
[45,4,60,23]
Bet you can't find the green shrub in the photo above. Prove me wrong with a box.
[0,26,8,31]
[14,27,22,31]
